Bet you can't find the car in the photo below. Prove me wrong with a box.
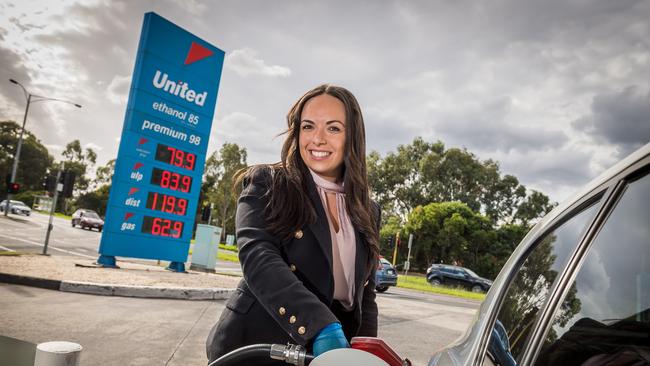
[0,200,32,216]
[375,257,398,292]
[426,263,493,293]
[71,209,104,231]
[429,142,650,366]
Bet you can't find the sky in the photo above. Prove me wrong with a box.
[0,0,649,203]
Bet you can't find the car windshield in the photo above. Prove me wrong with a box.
[85,212,100,219]
[380,258,391,266]
[464,268,479,278]
[10,200,26,206]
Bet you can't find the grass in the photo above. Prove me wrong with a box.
[35,210,72,220]
[397,274,486,300]
[0,251,22,256]
[217,251,239,262]
[219,244,238,252]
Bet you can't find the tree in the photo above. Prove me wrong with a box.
[72,185,111,216]
[73,159,115,215]
[60,139,97,194]
[368,137,535,225]
[515,190,556,226]
[94,159,115,188]
[368,137,444,219]
[203,143,247,241]
[403,201,495,274]
[0,121,54,195]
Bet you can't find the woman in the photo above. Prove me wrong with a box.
[206,84,381,364]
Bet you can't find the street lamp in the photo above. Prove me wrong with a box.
[4,79,82,216]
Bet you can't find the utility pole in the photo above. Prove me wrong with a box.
[43,170,62,255]
[391,231,400,266]
[6,78,81,216]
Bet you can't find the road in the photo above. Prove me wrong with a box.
[0,212,242,272]
[0,284,478,366]
[0,211,101,258]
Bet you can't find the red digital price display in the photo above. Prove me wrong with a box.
[146,192,188,216]
[141,216,184,238]
[155,143,196,171]
[150,167,192,193]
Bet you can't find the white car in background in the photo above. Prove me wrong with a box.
[0,200,32,216]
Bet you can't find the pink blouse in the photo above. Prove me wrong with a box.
[309,169,357,310]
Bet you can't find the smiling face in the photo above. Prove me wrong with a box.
[298,94,347,182]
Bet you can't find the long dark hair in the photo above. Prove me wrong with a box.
[236,84,379,260]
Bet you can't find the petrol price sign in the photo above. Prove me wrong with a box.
[98,12,224,271]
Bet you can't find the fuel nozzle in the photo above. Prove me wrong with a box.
[270,343,310,365]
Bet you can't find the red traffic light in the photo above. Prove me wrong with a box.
[7,182,20,194]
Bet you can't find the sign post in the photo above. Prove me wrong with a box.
[97,12,225,271]
[404,233,413,276]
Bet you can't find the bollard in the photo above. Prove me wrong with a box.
[34,341,82,366]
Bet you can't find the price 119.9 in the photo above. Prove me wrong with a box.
[146,191,188,216]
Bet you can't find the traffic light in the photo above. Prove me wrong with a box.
[7,182,20,194]
[387,236,394,248]
[61,170,76,198]
[43,175,57,193]
[201,205,212,222]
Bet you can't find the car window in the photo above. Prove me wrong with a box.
[85,212,100,219]
[485,200,601,365]
[465,268,479,278]
[534,172,650,366]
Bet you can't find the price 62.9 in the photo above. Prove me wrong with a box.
[141,216,183,238]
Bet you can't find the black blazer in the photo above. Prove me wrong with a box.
[206,167,379,362]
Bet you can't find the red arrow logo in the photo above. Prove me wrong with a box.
[133,162,143,170]
[138,137,148,145]
[124,212,134,221]
[128,188,138,196]
[184,41,214,65]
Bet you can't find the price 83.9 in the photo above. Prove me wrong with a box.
[150,167,192,193]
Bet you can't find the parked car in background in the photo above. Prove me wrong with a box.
[0,200,31,216]
[71,209,104,232]
[426,263,492,293]
[375,257,398,292]
[429,143,650,365]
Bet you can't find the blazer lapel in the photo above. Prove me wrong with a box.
[306,174,333,271]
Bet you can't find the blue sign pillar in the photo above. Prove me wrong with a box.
[98,12,225,272]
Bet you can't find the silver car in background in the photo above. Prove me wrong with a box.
[429,143,650,366]
[0,200,32,216]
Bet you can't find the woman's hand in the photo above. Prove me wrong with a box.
[312,322,350,356]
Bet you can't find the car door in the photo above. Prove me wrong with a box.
[483,157,650,366]
[481,194,605,365]
[527,167,650,365]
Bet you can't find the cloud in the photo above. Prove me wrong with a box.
[225,48,291,78]
[431,96,569,153]
[106,75,131,105]
[573,85,650,152]
[84,142,103,152]
[210,111,282,164]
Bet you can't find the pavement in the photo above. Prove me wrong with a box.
[0,252,242,300]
